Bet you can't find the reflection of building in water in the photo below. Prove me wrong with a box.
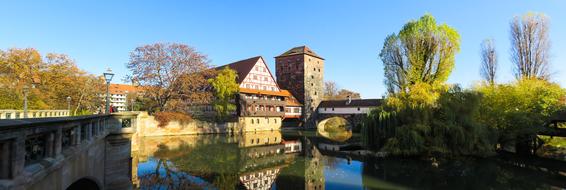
[239,130,283,148]
[283,140,302,153]
[239,167,281,190]
[132,133,301,190]
[276,137,325,190]
[237,131,287,189]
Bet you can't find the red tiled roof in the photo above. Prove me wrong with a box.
[217,56,262,84]
[239,88,289,97]
[282,90,302,107]
[275,45,324,60]
[109,84,141,94]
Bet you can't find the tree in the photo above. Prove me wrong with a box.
[480,39,498,85]
[510,13,551,80]
[0,48,103,114]
[324,80,361,100]
[336,89,361,100]
[379,14,460,100]
[208,67,239,121]
[323,81,339,100]
[126,43,210,112]
[476,79,565,154]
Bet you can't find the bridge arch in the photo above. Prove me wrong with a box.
[317,117,351,131]
[66,177,101,190]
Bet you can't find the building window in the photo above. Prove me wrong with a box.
[324,108,327,111]
[358,107,361,111]
[315,92,317,95]
[332,108,335,111]
[311,83,314,86]
[251,119,254,124]
[257,119,260,124]
[313,68,316,71]
[5,113,11,119]
[318,68,321,72]
[311,75,314,79]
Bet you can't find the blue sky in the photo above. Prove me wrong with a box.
[1,1,565,98]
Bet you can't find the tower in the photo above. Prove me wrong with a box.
[275,46,324,125]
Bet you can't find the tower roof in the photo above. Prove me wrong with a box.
[275,46,324,60]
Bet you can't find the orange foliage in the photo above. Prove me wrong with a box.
[153,112,193,127]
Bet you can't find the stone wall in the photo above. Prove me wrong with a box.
[134,112,282,137]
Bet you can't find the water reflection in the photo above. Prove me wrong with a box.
[132,130,566,190]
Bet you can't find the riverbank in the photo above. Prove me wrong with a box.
[132,112,282,137]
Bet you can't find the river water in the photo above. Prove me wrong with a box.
[132,130,566,190]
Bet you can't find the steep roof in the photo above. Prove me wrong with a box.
[319,99,383,108]
[275,46,324,60]
[217,56,262,84]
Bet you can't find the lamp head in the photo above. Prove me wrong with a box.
[103,68,114,83]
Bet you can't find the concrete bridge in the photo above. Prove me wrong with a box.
[0,112,140,190]
[315,99,382,130]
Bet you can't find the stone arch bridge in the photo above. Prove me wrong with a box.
[0,113,139,190]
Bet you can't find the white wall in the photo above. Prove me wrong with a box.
[317,107,373,114]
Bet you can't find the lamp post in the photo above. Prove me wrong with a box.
[103,69,114,114]
[66,96,71,116]
[23,86,29,119]
[131,99,134,111]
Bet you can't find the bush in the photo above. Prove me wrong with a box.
[154,112,193,127]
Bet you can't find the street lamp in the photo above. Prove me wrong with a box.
[22,81,38,119]
[66,96,71,115]
[23,86,30,119]
[131,99,135,111]
[103,68,114,114]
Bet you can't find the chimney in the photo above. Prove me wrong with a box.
[346,96,351,105]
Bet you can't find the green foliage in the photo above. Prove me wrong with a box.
[364,87,496,157]
[208,67,239,121]
[380,14,460,99]
[476,79,566,149]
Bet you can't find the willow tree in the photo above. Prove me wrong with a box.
[480,39,498,85]
[379,14,460,105]
[208,67,239,121]
[510,13,551,80]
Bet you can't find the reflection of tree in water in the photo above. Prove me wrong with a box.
[139,142,242,190]
[361,158,562,189]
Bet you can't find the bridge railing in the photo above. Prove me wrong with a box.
[0,113,140,189]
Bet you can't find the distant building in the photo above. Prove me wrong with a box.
[107,84,142,112]
[275,46,324,125]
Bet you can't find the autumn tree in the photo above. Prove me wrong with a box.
[0,48,104,114]
[323,80,361,100]
[323,81,339,100]
[480,39,498,85]
[510,13,551,80]
[379,14,460,105]
[126,43,211,112]
[208,67,239,121]
[336,89,361,100]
